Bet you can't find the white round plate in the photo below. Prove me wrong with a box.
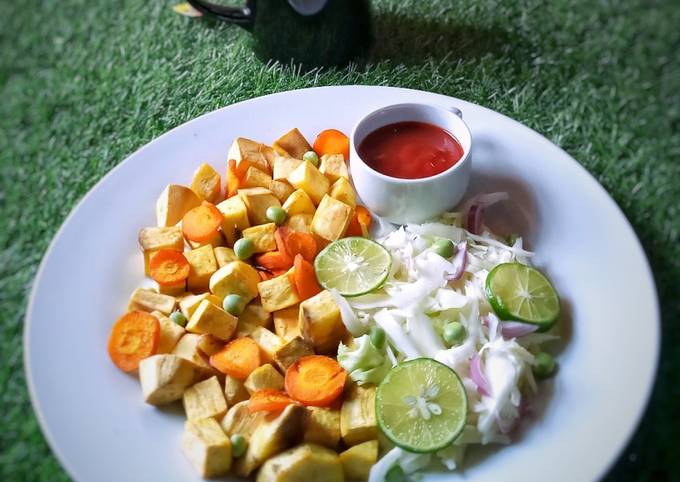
[25,86,659,482]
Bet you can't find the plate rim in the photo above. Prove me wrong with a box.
[23,85,661,482]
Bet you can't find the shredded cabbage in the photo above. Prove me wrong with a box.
[337,335,391,386]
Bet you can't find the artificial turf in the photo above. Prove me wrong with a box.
[0,0,678,480]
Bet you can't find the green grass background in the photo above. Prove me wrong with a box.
[1,0,678,480]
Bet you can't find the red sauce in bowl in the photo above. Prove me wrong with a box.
[357,121,464,179]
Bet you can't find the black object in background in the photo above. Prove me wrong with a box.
[187,0,373,68]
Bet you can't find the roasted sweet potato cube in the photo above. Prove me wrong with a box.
[256,444,343,482]
[185,245,218,292]
[249,326,284,362]
[214,246,238,267]
[242,223,277,253]
[242,166,273,189]
[287,161,329,205]
[243,364,285,394]
[311,195,352,241]
[274,336,314,372]
[179,293,222,319]
[216,196,250,246]
[140,354,207,405]
[329,177,356,208]
[340,385,377,446]
[182,418,232,478]
[258,273,300,312]
[286,213,313,233]
[268,179,295,203]
[173,333,215,373]
[282,189,316,216]
[128,288,176,315]
[210,261,261,302]
[152,312,186,353]
[297,290,346,354]
[240,300,272,329]
[238,187,282,225]
[273,306,301,341]
[196,334,225,356]
[224,375,250,406]
[303,407,341,448]
[190,162,222,203]
[273,128,312,159]
[319,154,349,183]
[156,184,201,227]
[138,226,184,276]
[339,440,379,480]
[228,137,274,174]
[273,155,303,181]
[186,300,238,341]
[183,376,228,421]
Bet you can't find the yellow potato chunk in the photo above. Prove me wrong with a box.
[339,440,379,481]
[274,336,314,372]
[282,189,316,216]
[209,261,261,302]
[249,326,285,362]
[216,196,250,246]
[256,444,344,482]
[273,128,312,159]
[228,137,274,174]
[298,290,346,354]
[319,154,349,183]
[311,195,352,241]
[214,246,238,267]
[272,155,303,181]
[155,314,186,353]
[182,418,232,478]
[238,187,282,225]
[190,162,222,203]
[221,401,267,441]
[242,165,273,189]
[186,299,238,341]
[286,213,313,233]
[183,376,228,421]
[185,245,218,293]
[242,223,277,253]
[340,385,377,446]
[240,300,272,329]
[273,306,301,342]
[257,273,301,312]
[303,407,341,448]
[329,177,357,208]
[196,334,225,356]
[128,288,176,315]
[138,226,184,276]
[173,333,215,373]
[156,279,186,297]
[139,354,207,405]
[243,364,285,394]
[268,179,295,203]
[224,375,250,406]
[156,184,201,227]
[179,293,222,319]
[287,161,329,205]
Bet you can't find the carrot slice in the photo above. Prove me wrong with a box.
[182,201,223,243]
[255,250,293,271]
[285,355,347,407]
[248,389,296,413]
[345,206,372,238]
[293,254,321,300]
[313,129,350,161]
[284,231,318,262]
[355,205,372,229]
[210,337,261,380]
[149,249,190,286]
[274,228,291,256]
[108,311,160,372]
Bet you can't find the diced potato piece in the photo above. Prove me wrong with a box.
[216,196,250,246]
[235,320,257,338]
[183,376,228,421]
[186,300,238,341]
[239,187,282,225]
[274,336,314,372]
[156,184,201,227]
[185,245,218,293]
[273,306,301,342]
[303,407,341,448]
[273,156,303,181]
[197,334,224,356]
[139,354,206,405]
[243,364,285,394]
[258,273,301,312]
[156,280,186,297]
[273,128,312,159]
[268,179,295,203]
[156,315,186,354]
[240,300,272,329]
[286,213,313,233]
[228,137,274,174]
[214,247,237,267]
[329,177,356,208]
[242,223,277,253]
[138,226,184,276]
[311,195,352,241]
[224,375,250,406]
[187,232,224,250]
[190,162,222,203]
[243,166,273,189]
[340,385,377,446]
[182,418,232,478]
[287,161,329,205]
[210,261,261,302]
[128,288,176,315]
[256,444,343,482]
[249,326,284,362]
[179,293,222,319]
[319,154,349,183]
[221,400,267,439]
[234,404,305,476]
[282,189,316,216]
[173,333,214,372]
[298,290,346,354]
[339,440,379,480]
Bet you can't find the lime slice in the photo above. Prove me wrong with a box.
[485,263,560,331]
[314,237,391,297]
[376,358,467,453]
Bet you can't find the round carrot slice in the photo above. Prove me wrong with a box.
[182,201,223,243]
[210,337,261,380]
[285,231,318,262]
[248,389,296,413]
[313,129,350,160]
[149,249,190,286]
[108,311,160,372]
[285,355,347,407]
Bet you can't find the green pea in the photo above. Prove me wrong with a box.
[303,150,320,167]
[234,238,255,260]
[230,433,248,458]
[223,294,245,316]
[385,465,406,482]
[432,238,455,259]
[170,311,187,327]
[369,325,386,350]
[533,351,556,378]
[443,322,466,346]
[266,206,287,226]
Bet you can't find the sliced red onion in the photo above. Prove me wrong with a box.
[500,321,539,339]
[445,242,468,280]
[464,192,509,234]
[470,354,491,397]
[495,414,516,435]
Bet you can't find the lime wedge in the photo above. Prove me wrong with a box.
[485,263,560,331]
[376,358,467,453]
[314,237,391,297]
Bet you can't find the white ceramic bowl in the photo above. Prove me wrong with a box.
[350,103,472,224]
